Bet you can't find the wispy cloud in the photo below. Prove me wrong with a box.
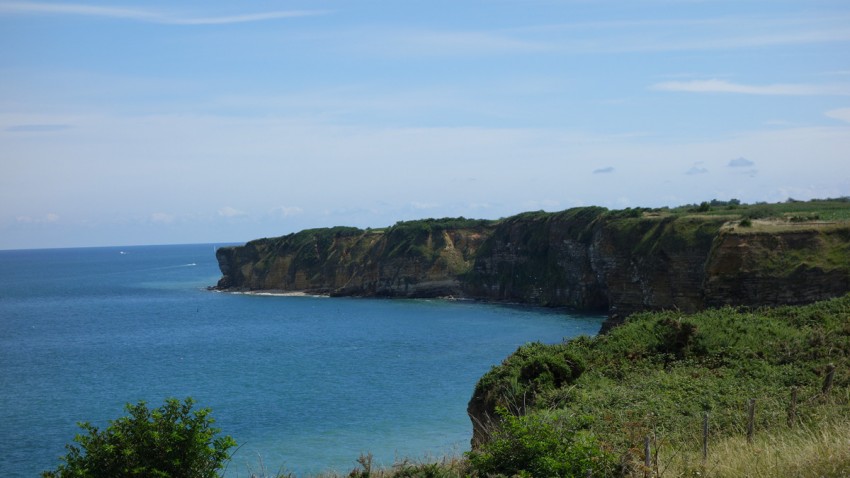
[593,166,615,174]
[269,206,303,218]
[5,123,72,132]
[652,79,850,96]
[218,206,246,218]
[150,212,175,224]
[0,2,329,25]
[341,28,549,57]
[410,201,439,210]
[826,108,850,123]
[505,14,850,54]
[16,212,59,223]
[728,157,755,168]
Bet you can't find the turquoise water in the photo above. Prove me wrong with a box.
[0,244,604,477]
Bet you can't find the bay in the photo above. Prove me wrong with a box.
[0,244,604,477]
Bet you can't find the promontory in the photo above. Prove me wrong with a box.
[213,198,850,328]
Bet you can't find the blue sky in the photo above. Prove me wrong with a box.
[1,0,849,249]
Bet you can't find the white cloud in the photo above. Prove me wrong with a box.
[269,206,303,218]
[0,2,328,25]
[15,212,59,223]
[652,79,850,96]
[826,108,850,123]
[218,206,246,218]
[150,212,175,224]
[410,201,439,210]
[728,157,755,168]
[506,15,850,54]
[686,165,708,175]
[5,123,71,132]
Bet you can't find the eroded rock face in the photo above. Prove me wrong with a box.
[462,208,609,309]
[703,227,850,308]
[214,222,492,298]
[214,212,850,318]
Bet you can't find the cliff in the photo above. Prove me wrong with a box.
[215,219,493,298]
[214,201,850,323]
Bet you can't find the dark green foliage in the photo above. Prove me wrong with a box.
[709,198,741,208]
[653,317,704,360]
[742,205,775,220]
[474,342,585,415]
[467,408,615,477]
[790,213,820,222]
[606,207,645,219]
[42,398,236,478]
[475,295,850,470]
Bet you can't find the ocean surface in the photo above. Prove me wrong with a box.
[0,243,604,477]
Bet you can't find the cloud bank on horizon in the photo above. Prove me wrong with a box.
[1,0,849,249]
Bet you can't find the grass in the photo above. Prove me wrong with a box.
[660,417,850,477]
[237,454,469,478]
[667,198,850,222]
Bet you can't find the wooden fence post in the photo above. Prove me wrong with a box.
[747,398,756,444]
[702,412,709,463]
[823,363,836,396]
[788,387,798,427]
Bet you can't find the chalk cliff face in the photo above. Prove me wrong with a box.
[214,210,850,322]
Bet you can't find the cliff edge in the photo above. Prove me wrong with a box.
[214,200,850,324]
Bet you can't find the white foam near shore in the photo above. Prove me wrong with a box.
[231,290,329,298]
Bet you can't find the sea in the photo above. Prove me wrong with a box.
[0,243,604,477]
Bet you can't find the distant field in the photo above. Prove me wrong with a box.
[662,198,850,222]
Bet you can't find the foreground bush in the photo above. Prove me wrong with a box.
[467,407,615,477]
[43,397,236,478]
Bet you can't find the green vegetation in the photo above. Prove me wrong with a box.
[43,398,236,478]
[382,217,493,261]
[470,294,850,476]
[467,408,615,477]
[668,197,850,222]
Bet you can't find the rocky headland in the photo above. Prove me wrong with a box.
[213,200,850,330]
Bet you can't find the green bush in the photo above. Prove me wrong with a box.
[43,397,236,478]
[467,407,615,477]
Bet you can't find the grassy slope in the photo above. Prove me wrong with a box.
[469,294,850,477]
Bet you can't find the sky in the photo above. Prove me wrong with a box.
[1,0,849,249]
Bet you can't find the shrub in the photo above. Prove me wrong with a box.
[467,408,615,477]
[42,397,236,478]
